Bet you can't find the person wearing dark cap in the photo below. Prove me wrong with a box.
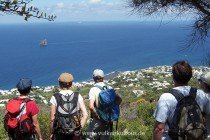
[198,71,210,139]
[5,78,43,140]
[50,73,88,140]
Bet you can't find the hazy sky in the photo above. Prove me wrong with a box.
[0,0,192,24]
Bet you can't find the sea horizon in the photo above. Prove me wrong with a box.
[0,21,210,90]
[0,20,194,25]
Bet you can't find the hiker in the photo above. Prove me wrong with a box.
[153,60,210,140]
[198,71,210,139]
[4,78,43,140]
[86,69,122,140]
[50,73,88,140]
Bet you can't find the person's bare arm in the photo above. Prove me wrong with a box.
[50,104,56,140]
[80,101,88,128]
[32,114,43,140]
[89,99,99,118]
[153,121,165,140]
[115,91,122,105]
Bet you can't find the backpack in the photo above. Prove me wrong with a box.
[4,98,34,139]
[94,85,120,122]
[53,92,81,135]
[168,87,207,140]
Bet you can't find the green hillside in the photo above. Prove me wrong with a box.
[0,66,208,140]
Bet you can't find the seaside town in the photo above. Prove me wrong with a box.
[1,0,210,139]
[1,65,209,107]
[1,63,210,139]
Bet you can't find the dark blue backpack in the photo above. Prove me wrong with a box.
[94,85,120,122]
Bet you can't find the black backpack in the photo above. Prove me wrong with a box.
[168,87,206,140]
[53,92,81,135]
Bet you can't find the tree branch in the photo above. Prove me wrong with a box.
[0,0,56,21]
[129,0,210,47]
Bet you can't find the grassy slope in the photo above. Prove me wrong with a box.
[0,67,201,140]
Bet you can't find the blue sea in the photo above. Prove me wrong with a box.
[0,21,210,90]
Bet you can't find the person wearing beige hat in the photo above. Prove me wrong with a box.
[50,73,88,140]
[198,71,210,139]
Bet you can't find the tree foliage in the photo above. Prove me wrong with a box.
[129,0,210,47]
[0,0,56,21]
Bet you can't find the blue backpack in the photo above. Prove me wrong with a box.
[94,85,120,122]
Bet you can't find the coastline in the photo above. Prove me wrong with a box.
[0,65,209,95]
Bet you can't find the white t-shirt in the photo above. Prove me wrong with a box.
[89,82,112,107]
[154,86,210,140]
[50,90,83,106]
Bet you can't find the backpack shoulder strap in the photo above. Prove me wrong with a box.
[53,93,60,101]
[68,92,80,114]
[170,87,197,102]
[74,91,79,98]
[53,93,62,107]
[54,92,79,113]
[15,98,31,108]
[54,92,79,103]
[189,87,197,99]
[23,98,32,104]
[21,98,31,110]
[17,98,31,119]
[13,97,31,102]
[72,92,79,104]
[94,85,103,90]
[169,89,185,102]
[94,84,108,90]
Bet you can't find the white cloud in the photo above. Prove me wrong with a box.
[89,0,102,4]
[56,2,64,9]
[42,0,136,22]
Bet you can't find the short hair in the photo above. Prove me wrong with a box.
[18,87,31,95]
[93,76,103,82]
[59,81,72,89]
[172,60,192,85]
